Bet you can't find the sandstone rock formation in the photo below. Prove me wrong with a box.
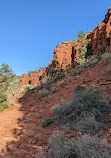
[53,7,111,68]
[53,42,72,69]
[88,7,111,55]
[20,70,45,88]
[20,7,111,88]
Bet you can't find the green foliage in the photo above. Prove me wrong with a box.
[73,68,84,76]
[47,60,59,77]
[73,31,91,64]
[100,53,111,64]
[65,65,72,73]
[1,101,13,108]
[52,69,65,83]
[0,63,15,110]
[0,92,8,103]
[74,114,103,136]
[44,133,111,158]
[20,84,32,94]
[73,70,78,76]
[7,76,20,96]
[42,117,53,127]
[76,135,111,158]
[44,132,77,158]
[51,87,111,135]
[0,63,15,91]
[0,106,5,112]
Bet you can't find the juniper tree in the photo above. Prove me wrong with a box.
[72,31,91,64]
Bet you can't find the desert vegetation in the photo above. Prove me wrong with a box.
[20,84,32,94]
[43,86,111,157]
[43,133,111,158]
[51,87,111,134]
[72,31,91,64]
[0,63,16,111]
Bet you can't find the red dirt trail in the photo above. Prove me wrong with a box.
[0,99,23,157]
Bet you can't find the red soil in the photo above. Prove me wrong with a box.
[0,60,111,158]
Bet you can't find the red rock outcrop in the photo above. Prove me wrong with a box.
[53,7,111,68]
[20,73,30,88]
[20,7,111,88]
[53,42,72,69]
[88,7,111,55]
[53,41,79,69]
[20,70,45,88]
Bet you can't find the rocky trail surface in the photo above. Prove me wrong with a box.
[0,99,23,157]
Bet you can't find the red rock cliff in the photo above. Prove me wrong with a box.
[88,7,111,55]
[53,7,111,68]
[20,70,46,88]
[20,7,111,87]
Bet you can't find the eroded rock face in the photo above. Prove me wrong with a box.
[53,7,111,68]
[53,42,72,69]
[88,7,111,55]
[20,7,111,87]
[53,41,80,69]
[20,74,30,88]
[20,71,45,88]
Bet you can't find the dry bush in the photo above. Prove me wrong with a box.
[37,89,49,100]
[51,88,111,135]
[43,133,111,158]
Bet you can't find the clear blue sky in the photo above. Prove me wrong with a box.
[0,0,110,76]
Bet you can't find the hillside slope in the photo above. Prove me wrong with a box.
[0,7,111,158]
[0,55,110,158]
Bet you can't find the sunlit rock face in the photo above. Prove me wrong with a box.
[54,7,111,68]
[88,7,111,55]
[20,7,111,87]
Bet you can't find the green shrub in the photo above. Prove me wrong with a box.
[100,53,111,63]
[0,92,8,103]
[0,106,5,112]
[42,117,53,127]
[1,101,14,109]
[0,63,15,111]
[74,115,104,136]
[73,68,84,76]
[20,84,32,94]
[46,60,59,77]
[73,70,78,76]
[7,76,20,96]
[44,133,111,158]
[76,135,111,158]
[65,65,72,73]
[90,58,99,66]
[51,70,65,83]
[75,55,99,70]
[44,132,77,158]
[73,31,91,64]
[75,85,85,93]
[51,88,111,134]
[1,101,9,108]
